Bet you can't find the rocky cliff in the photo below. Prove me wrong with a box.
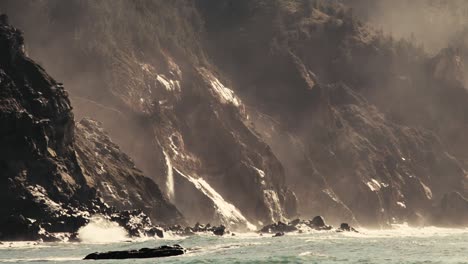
[0,16,180,241]
[0,0,297,229]
[1,0,467,229]
[197,0,468,226]
[75,118,184,226]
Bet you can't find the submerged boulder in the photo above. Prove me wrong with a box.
[84,244,185,260]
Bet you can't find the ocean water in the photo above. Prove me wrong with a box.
[1,226,467,264]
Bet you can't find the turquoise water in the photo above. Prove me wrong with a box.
[1,227,468,263]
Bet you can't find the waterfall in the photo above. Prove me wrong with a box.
[174,168,256,231]
[163,150,175,201]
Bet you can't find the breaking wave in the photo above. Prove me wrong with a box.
[77,215,128,243]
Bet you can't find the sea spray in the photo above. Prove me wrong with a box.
[77,215,128,243]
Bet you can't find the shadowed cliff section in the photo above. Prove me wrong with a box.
[0,16,182,241]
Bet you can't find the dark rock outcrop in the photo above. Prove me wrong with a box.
[212,225,226,236]
[0,16,180,241]
[84,244,185,260]
[0,15,93,241]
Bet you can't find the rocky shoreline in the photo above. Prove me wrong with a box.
[0,214,358,243]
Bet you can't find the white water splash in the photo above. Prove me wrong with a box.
[174,169,256,231]
[163,150,175,202]
[77,215,128,243]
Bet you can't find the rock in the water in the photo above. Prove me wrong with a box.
[273,232,285,237]
[310,216,326,227]
[260,221,297,233]
[308,216,333,230]
[212,225,226,236]
[165,223,229,236]
[337,223,358,233]
[83,245,185,260]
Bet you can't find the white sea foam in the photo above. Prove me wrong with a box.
[77,215,128,243]
[353,224,468,238]
[0,257,82,262]
[298,223,468,240]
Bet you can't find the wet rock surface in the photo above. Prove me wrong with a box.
[84,244,185,260]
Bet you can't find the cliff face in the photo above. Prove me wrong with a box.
[74,118,184,226]
[0,0,297,229]
[0,17,91,240]
[197,0,468,226]
[0,17,180,240]
[1,0,467,229]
